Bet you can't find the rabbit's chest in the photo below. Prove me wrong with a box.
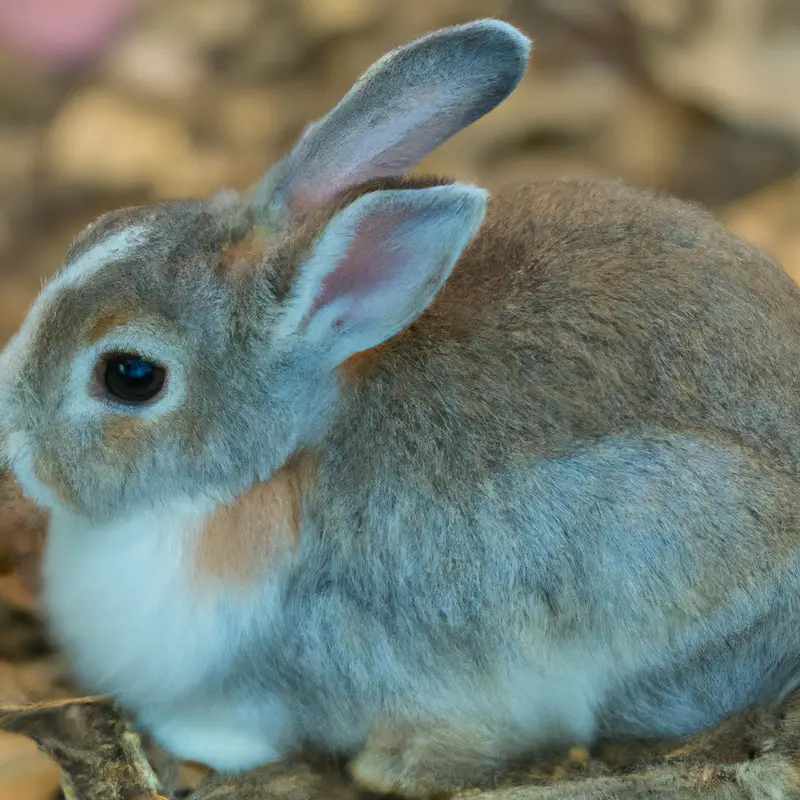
[41,498,271,707]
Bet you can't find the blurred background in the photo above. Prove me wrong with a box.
[0,0,799,797]
[1,0,800,348]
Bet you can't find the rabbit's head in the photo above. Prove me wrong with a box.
[0,20,530,520]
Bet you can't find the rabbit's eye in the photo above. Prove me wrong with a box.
[102,354,166,404]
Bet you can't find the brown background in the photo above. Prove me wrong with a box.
[0,0,799,797]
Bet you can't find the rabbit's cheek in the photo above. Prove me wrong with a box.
[100,414,161,456]
[102,414,144,445]
[99,416,167,487]
[192,451,315,588]
[33,452,78,510]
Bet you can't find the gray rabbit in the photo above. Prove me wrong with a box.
[1,19,800,798]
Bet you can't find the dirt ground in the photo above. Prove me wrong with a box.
[0,1,799,798]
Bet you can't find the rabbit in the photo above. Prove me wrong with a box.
[2,15,800,799]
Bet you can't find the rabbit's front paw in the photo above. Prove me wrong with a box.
[349,720,505,798]
[349,742,439,798]
[143,702,283,773]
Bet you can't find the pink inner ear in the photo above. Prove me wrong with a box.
[287,99,450,219]
[309,210,407,317]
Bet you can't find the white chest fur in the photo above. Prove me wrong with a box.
[43,498,233,707]
[42,498,294,770]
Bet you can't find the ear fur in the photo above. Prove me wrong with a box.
[253,20,530,228]
[275,185,488,366]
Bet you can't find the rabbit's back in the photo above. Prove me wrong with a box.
[281,179,800,749]
[341,178,800,472]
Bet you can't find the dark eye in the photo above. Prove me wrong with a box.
[102,354,166,404]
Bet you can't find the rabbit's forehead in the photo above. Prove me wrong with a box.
[57,224,150,292]
[216,226,272,276]
[5,200,256,391]
[0,223,152,382]
[32,208,232,347]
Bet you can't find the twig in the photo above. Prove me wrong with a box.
[1,694,798,800]
[0,696,166,800]
[190,757,779,800]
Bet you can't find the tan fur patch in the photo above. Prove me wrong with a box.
[338,340,398,383]
[338,348,378,382]
[88,310,137,344]
[33,455,76,508]
[194,452,315,585]
[102,416,145,452]
[217,228,270,277]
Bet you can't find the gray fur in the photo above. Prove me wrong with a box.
[1,19,800,799]
[254,19,530,228]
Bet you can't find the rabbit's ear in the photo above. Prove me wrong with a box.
[275,185,487,366]
[253,20,530,228]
